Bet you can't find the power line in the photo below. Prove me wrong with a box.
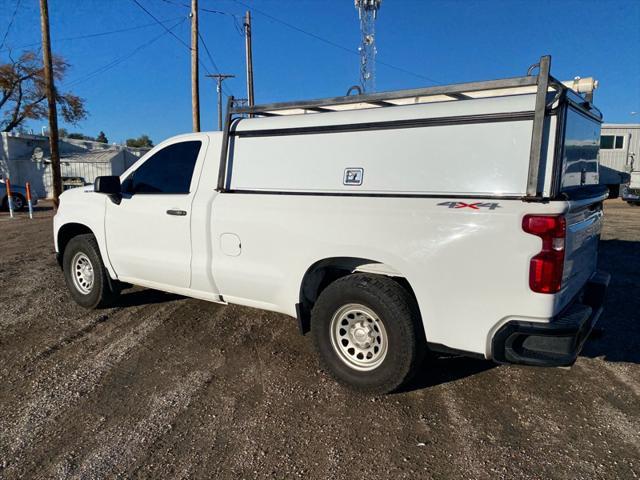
[197,31,220,73]
[131,0,191,50]
[157,0,234,95]
[0,17,184,53]
[159,0,244,35]
[198,31,234,96]
[63,18,187,89]
[132,0,225,81]
[158,0,190,7]
[228,0,442,86]
[0,0,22,51]
[202,8,245,36]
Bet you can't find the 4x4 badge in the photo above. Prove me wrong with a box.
[437,201,501,210]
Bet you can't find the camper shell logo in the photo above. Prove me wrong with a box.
[343,168,364,186]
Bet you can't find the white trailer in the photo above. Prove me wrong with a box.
[599,124,640,204]
[54,56,609,393]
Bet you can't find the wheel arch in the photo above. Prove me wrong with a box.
[56,223,96,267]
[297,256,422,335]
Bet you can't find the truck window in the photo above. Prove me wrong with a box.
[561,107,600,190]
[127,141,201,194]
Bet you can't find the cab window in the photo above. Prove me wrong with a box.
[125,141,202,194]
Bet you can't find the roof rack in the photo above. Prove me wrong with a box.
[229,55,568,118]
[218,56,596,199]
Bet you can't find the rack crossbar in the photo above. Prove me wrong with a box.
[231,75,544,116]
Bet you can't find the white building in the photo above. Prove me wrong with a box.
[0,132,148,198]
[599,124,639,197]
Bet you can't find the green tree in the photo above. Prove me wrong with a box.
[126,134,153,148]
[68,132,95,141]
[96,131,108,143]
[0,51,88,132]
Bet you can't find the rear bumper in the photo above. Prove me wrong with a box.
[491,271,610,367]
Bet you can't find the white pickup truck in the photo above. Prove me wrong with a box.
[54,56,609,393]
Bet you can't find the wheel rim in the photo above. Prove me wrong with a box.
[71,252,94,294]
[12,195,23,210]
[329,303,388,371]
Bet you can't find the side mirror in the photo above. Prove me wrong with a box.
[94,176,121,194]
[94,176,122,204]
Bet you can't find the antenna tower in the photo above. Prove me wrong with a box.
[354,0,381,93]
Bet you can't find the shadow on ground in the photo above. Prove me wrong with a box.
[581,239,640,364]
[398,355,496,393]
[0,205,54,214]
[108,288,184,309]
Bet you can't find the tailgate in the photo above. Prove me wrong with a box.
[559,200,603,307]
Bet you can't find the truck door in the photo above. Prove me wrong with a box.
[105,137,208,288]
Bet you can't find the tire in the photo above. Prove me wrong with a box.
[11,193,25,211]
[311,273,426,394]
[62,234,120,309]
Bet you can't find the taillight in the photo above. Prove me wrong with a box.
[522,215,566,294]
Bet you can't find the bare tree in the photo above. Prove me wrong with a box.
[0,51,87,132]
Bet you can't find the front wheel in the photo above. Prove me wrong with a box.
[63,234,120,309]
[311,274,425,394]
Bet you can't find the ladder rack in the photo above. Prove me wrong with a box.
[229,56,568,118]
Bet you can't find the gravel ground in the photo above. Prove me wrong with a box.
[0,200,638,479]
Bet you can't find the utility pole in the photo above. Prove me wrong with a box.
[191,0,200,132]
[206,74,235,130]
[39,0,62,208]
[244,11,255,111]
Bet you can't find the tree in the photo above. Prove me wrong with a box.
[0,51,87,132]
[126,134,153,148]
[67,132,95,141]
[96,131,108,143]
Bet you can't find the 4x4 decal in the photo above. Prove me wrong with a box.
[437,201,501,210]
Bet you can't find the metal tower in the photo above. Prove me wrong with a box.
[354,0,381,93]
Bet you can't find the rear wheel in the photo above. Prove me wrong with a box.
[63,234,120,309]
[311,273,425,394]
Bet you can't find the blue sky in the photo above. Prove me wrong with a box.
[2,0,639,143]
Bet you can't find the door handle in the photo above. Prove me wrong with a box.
[166,209,187,216]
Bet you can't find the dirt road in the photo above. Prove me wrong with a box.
[0,201,638,479]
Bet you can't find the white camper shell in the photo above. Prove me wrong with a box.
[220,56,603,202]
